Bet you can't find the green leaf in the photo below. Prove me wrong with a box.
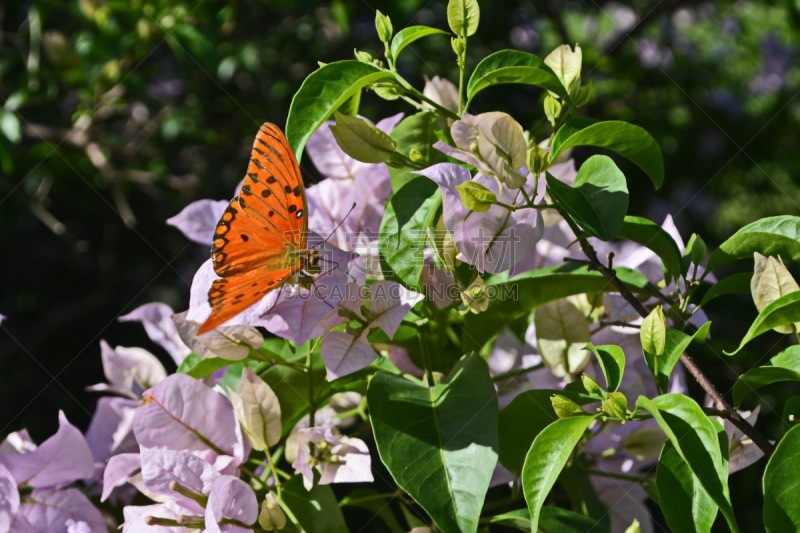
[498,389,596,476]
[586,343,625,392]
[733,346,800,407]
[546,155,629,241]
[699,272,751,307]
[368,354,498,533]
[261,363,325,435]
[657,439,720,533]
[579,374,604,397]
[447,0,480,37]
[522,415,597,533]
[466,50,568,105]
[340,489,405,533]
[640,305,667,357]
[217,361,252,392]
[635,394,738,533]
[764,424,800,532]
[539,506,610,533]
[551,120,664,189]
[281,475,347,533]
[456,180,496,212]
[558,470,611,528]
[461,264,655,351]
[390,26,448,60]
[783,396,800,431]
[330,111,397,163]
[286,61,396,159]
[489,507,609,533]
[379,177,441,290]
[551,394,589,418]
[176,353,234,379]
[707,216,800,271]
[601,391,628,420]
[618,216,683,282]
[726,291,800,355]
[751,253,800,334]
[488,509,531,531]
[684,233,708,271]
[388,111,448,190]
[375,10,393,43]
[644,322,712,394]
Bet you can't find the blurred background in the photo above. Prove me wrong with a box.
[0,0,798,528]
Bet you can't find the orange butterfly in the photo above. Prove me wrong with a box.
[198,123,320,334]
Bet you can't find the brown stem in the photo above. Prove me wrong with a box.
[561,212,775,456]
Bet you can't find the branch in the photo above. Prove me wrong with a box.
[560,211,775,456]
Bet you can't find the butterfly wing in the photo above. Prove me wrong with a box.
[198,123,308,333]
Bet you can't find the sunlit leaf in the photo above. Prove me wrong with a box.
[636,394,738,532]
[522,415,597,532]
[390,26,448,60]
[733,346,800,407]
[763,424,800,532]
[726,291,800,355]
[379,177,442,290]
[547,155,629,241]
[467,50,567,105]
[447,0,480,37]
[368,354,498,533]
[708,216,800,271]
[286,61,395,159]
[657,438,719,533]
[551,120,664,189]
[586,343,625,392]
[618,216,683,282]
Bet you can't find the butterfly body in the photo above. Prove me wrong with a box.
[198,123,315,334]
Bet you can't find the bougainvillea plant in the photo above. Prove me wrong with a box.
[3,1,800,531]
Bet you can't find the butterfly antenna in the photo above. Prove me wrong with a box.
[311,202,357,250]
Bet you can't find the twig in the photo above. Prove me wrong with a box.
[558,209,775,456]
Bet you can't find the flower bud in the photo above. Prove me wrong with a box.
[602,391,629,422]
[456,181,497,213]
[543,94,562,127]
[354,49,373,63]
[640,305,666,356]
[574,79,592,107]
[375,10,393,43]
[526,141,551,176]
[451,36,466,57]
[259,493,287,531]
[551,394,586,418]
[461,276,489,313]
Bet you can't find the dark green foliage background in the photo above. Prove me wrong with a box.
[1,1,798,529]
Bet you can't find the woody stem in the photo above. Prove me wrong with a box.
[557,207,775,456]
